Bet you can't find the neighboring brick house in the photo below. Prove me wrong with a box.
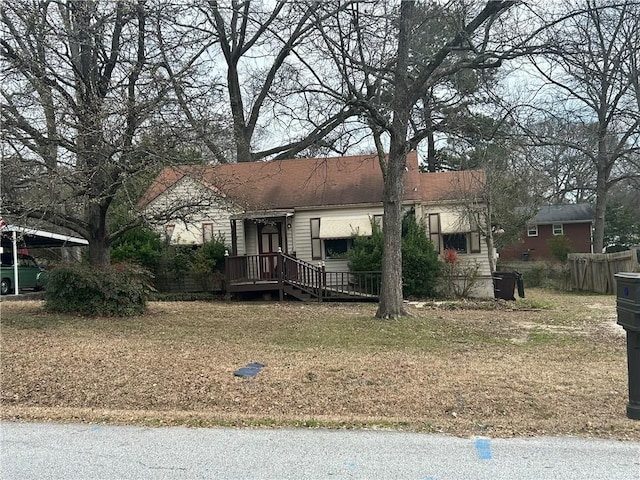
[499,204,595,261]
[139,152,493,298]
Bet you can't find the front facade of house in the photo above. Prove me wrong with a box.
[499,204,595,261]
[140,153,493,297]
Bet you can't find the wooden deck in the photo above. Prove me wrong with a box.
[225,252,381,302]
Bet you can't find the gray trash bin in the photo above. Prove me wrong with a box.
[614,272,640,420]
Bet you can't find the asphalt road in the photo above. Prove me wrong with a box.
[1,422,639,479]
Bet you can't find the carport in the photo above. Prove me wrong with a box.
[0,224,88,296]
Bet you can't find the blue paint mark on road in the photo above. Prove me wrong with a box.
[346,461,357,469]
[475,438,492,460]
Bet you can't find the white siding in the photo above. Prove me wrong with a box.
[145,178,493,297]
[244,221,258,255]
[144,177,236,249]
[235,220,246,255]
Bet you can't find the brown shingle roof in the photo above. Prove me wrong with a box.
[138,152,484,210]
[419,169,486,202]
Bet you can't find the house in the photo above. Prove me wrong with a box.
[139,152,493,299]
[499,203,595,261]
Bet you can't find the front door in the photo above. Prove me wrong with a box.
[258,223,282,279]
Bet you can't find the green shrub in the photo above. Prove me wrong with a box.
[347,212,440,297]
[150,292,223,302]
[547,235,573,262]
[401,213,441,297]
[191,235,227,276]
[348,222,385,272]
[111,227,164,270]
[44,263,152,316]
[161,244,195,280]
[499,260,571,290]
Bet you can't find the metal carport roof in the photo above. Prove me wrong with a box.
[0,225,88,296]
[0,225,88,249]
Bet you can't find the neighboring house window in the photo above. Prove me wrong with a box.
[202,223,214,243]
[552,224,563,235]
[429,213,441,252]
[310,218,321,260]
[527,225,538,237]
[164,224,175,242]
[324,238,353,259]
[443,233,468,254]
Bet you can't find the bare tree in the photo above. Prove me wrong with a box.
[525,0,640,253]
[0,0,214,265]
[310,1,519,318]
[157,0,360,163]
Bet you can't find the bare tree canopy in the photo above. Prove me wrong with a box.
[1,0,219,265]
[308,1,523,318]
[521,0,640,252]
[159,0,360,163]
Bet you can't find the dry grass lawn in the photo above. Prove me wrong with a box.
[1,288,638,440]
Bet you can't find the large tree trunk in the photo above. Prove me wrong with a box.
[376,145,409,319]
[86,203,111,267]
[227,64,253,163]
[375,1,413,320]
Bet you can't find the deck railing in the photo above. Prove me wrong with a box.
[225,251,381,300]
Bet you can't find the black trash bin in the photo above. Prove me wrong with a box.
[492,271,516,301]
[614,272,640,420]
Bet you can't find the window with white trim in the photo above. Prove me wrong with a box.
[202,223,214,243]
[552,224,563,235]
[527,225,538,237]
[164,224,175,242]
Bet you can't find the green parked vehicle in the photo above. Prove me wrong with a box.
[0,253,47,295]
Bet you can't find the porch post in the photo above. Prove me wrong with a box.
[224,249,230,293]
[317,261,324,303]
[230,220,238,256]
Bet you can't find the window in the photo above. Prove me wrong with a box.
[310,218,321,260]
[552,224,563,235]
[202,223,214,243]
[324,238,352,258]
[527,225,538,237]
[164,224,175,242]
[373,214,384,229]
[442,233,468,253]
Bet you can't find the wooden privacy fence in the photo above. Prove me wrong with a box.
[568,248,640,294]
